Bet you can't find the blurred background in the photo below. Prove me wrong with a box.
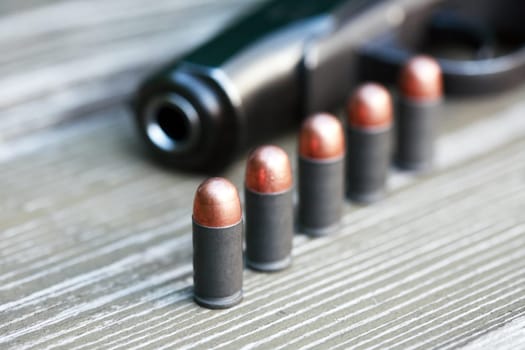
[0,0,265,143]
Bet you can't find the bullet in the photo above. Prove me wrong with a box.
[192,177,243,309]
[396,55,443,172]
[245,145,293,272]
[298,113,345,236]
[346,82,393,204]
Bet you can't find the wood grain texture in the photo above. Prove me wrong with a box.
[1,1,525,349]
[0,0,266,141]
[0,86,524,349]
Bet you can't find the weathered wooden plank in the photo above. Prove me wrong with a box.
[459,316,525,350]
[0,84,524,349]
[1,1,525,348]
[0,0,266,141]
[0,0,57,15]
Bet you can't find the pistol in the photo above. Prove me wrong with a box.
[133,0,525,171]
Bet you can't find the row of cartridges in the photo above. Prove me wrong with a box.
[191,55,443,309]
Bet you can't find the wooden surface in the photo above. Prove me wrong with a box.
[0,0,265,141]
[1,1,525,349]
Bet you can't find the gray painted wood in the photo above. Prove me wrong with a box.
[0,0,266,141]
[1,88,524,349]
[1,1,525,349]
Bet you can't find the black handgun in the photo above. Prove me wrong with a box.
[133,0,525,171]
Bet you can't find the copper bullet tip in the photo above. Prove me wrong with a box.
[193,177,242,227]
[299,113,345,160]
[245,145,293,193]
[347,83,393,129]
[399,55,443,100]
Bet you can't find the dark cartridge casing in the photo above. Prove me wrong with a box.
[192,221,243,309]
[299,158,344,235]
[346,127,391,203]
[396,99,440,171]
[245,188,293,271]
